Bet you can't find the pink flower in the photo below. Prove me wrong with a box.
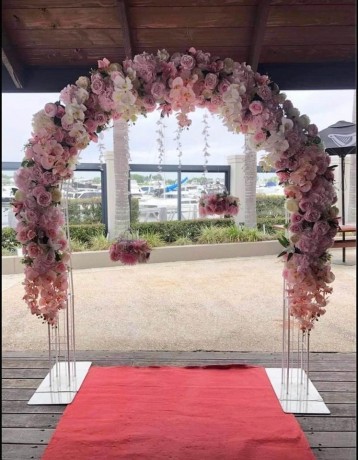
[36,190,52,207]
[291,212,304,224]
[180,54,195,70]
[98,58,110,69]
[27,242,42,258]
[249,101,263,115]
[91,75,105,95]
[304,208,321,223]
[204,73,218,90]
[44,103,58,118]
[151,82,166,100]
[253,131,266,144]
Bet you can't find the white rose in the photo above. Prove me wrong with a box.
[298,114,310,129]
[285,198,299,213]
[75,76,90,89]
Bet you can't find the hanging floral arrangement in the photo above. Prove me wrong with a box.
[199,192,239,217]
[109,234,151,265]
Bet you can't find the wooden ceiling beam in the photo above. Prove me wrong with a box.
[2,29,24,89]
[116,0,134,60]
[248,0,272,72]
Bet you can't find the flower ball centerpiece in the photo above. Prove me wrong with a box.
[109,234,151,265]
[199,192,239,217]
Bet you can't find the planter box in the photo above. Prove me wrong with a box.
[2,240,281,275]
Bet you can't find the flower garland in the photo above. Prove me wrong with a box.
[199,192,239,217]
[11,48,338,330]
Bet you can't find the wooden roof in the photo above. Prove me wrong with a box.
[2,0,356,93]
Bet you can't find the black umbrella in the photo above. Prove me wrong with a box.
[319,121,356,262]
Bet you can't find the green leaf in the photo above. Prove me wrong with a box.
[277,250,287,258]
[278,235,290,247]
[287,252,293,261]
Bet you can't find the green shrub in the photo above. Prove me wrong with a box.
[223,225,241,242]
[131,218,235,243]
[172,237,194,246]
[130,197,140,223]
[1,227,18,252]
[236,227,263,242]
[69,239,89,252]
[68,197,102,224]
[138,231,166,248]
[88,234,111,251]
[197,226,232,244]
[256,216,286,233]
[256,194,285,218]
[69,223,106,244]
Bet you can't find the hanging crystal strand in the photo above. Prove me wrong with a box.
[202,111,210,176]
[156,117,166,173]
[97,133,106,171]
[174,127,183,170]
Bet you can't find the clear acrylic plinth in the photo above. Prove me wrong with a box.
[28,361,91,405]
[265,368,330,414]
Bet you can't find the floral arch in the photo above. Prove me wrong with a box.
[12,47,338,332]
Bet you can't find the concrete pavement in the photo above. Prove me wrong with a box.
[2,248,356,353]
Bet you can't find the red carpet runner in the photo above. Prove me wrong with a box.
[42,366,315,460]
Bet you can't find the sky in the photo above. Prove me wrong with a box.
[1,89,355,167]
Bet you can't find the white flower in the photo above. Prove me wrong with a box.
[298,114,310,129]
[73,87,89,104]
[32,110,56,134]
[157,49,170,61]
[279,116,294,134]
[277,93,287,104]
[287,107,300,119]
[285,198,299,213]
[112,88,137,107]
[112,75,133,91]
[75,76,90,90]
[65,101,86,122]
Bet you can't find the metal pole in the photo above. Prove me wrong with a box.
[341,154,346,262]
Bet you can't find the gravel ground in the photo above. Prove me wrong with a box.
[2,249,356,353]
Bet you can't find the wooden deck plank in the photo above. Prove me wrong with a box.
[2,428,54,444]
[307,432,356,448]
[2,443,46,460]
[309,448,356,460]
[2,414,61,429]
[297,417,356,432]
[2,379,43,389]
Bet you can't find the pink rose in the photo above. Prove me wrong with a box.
[304,208,321,222]
[204,73,218,90]
[257,85,272,101]
[249,101,263,115]
[36,190,52,207]
[91,75,105,95]
[253,131,266,144]
[56,105,65,118]
[151,82,166,100]
[44,103,57,118]
[95,112,107,126]
[307,124,318,137]
[27,242,42,258]
[180,54,195,70]
[291,212,304,224]
[98,58,110,69]
[218,79,230,95]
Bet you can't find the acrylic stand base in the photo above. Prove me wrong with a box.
[265,368,330,414]
[28,361,92,405]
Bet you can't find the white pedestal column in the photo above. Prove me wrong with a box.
[104,151,116,240]
[227,154,246,226]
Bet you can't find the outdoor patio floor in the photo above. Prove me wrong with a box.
[2,351,356,460]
